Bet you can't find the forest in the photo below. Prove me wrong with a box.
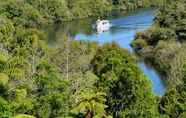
[0,0,185,118]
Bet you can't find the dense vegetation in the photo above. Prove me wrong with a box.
[0,0,185,118]
[0,0,169,24]
[132,0,186,117]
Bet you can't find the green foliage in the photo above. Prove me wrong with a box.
[50,39,99,76]
[0,73,9,86]
[0,0,44,28]
[13,114,35,118]
[133,27,176,46]
[29,0,71,22]
[132,0,186,84]
[132,1,186,117]
[27,0,166,22]
[0,16,15,47]
[92,43,159,117]
[149,40,182,76]
[69,71,99,96]
[0,52,8,64]
[111,0,168,10]
[179,112,186,118]
[0,97,11,118]
[70,0,111,19]
[155,0,186,40]
[159,86,186,118]
[0,0,184,117]
[34,60,70,118]
[0,0,167,24]
[71,90,107,118]
[131,38,147,50]
[69,71,110,118]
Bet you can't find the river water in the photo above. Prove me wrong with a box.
[47,9,166,95]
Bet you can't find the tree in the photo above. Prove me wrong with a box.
[91,43,159,117]
[159,86,186,118]
[34,60,70,118]
[71,90,107,118]
[0,0,44,28]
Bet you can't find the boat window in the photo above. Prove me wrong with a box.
[102,22,107,25]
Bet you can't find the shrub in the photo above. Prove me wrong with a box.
[131,38,147,50]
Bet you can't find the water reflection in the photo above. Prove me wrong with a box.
[46,8,166,95]
[138,60,166,95]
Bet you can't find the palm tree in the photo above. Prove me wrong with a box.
[71,90,107,118]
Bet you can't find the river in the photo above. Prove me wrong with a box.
[47,9,166,95]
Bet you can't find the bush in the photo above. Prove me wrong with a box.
[150,28,176,43]
[131,38,147,50]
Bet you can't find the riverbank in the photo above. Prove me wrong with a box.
[131,1,186,117]
[45,8,166,95]
[2,0,168,25]
[1,1,185,117]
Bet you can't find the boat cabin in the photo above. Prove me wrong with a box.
[96,19,111,33]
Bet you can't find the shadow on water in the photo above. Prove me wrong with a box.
[45,8,166,96]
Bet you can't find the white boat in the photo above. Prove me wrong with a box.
[96,19,111,33]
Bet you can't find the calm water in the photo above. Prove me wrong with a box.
[47,9,166,95]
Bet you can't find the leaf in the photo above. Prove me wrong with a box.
[13,114,35,118]
[0,73,9,85]
[0,52,9,64]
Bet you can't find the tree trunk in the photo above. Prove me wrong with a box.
[85,110,93,118]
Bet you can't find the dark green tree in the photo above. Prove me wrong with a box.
[92,43,160,117]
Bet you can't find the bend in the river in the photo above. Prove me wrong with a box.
[47,8,166,95]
